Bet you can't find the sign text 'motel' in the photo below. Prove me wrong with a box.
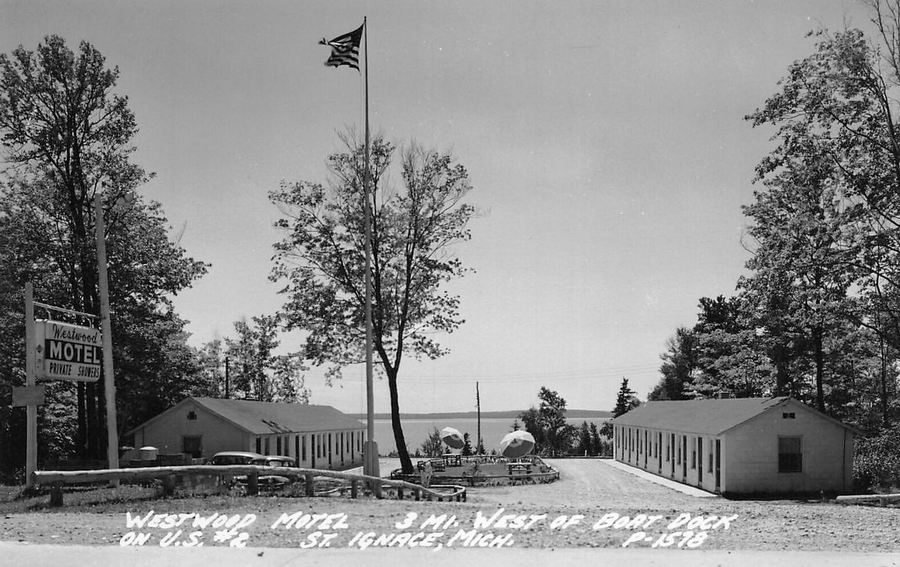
[35,320,101,382]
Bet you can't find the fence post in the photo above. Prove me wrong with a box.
[163,475,176,496]
[351,479,358,499]
[397,486,403,500]
[247,472,258,496]
[49,484,63,507]
[305,474,314,497]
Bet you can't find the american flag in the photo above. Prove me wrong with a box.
[319,23,364,71]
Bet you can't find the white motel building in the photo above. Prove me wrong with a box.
[611,397,856,495]
[127,397,366,469]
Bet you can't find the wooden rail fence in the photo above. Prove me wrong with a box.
[835,493,900,506]
[33,465,466,507]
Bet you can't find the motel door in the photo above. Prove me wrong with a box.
[670,433,675,476]
[657,432,662,473]
[715,440,721,492]
[682,436,687,480]
[698,438,703,483]
[311,434,316,468]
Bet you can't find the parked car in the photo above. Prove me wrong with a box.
[259,455,297,468]
[209,451,294,490]
[210,451,266,465]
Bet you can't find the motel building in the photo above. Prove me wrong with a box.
[127,397,366,469]
[611,397,856,495]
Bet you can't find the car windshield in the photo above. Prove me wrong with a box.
[215,456,250,465]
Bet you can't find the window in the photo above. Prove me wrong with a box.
[187,410,197,421]
[782,412,796,419]
[779,437,802,473]
[691,437,697,469]
[708,448,714,473]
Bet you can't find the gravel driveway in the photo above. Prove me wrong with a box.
[0,457,897,552]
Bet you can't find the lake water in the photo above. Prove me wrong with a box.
[370,417,608,455]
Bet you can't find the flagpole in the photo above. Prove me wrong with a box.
[362,16,380,484]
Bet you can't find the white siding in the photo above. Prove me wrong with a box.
[722,401,853,493]
[613,400,853,495]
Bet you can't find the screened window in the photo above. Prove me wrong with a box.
[779,437,802,473]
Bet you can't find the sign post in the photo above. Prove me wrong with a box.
[24,283,38,490]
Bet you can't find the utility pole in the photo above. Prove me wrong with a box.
[94,193,119,475]
[224,356,230,399]
[476,381,481,455]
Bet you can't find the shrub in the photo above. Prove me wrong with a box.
[853,424,900,492]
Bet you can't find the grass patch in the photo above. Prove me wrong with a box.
[0,483,257,514]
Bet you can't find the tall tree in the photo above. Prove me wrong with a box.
[0,36,208,466]
[612,378,640,417]
[688,295,775,399]
[744,11,900,417]
[648,326,696,401]
[519,387,576,456]
[602,377,640,437]
[745,86,860,411]
[221,315,309,403]
[270,136,474,473]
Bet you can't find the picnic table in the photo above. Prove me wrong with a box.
[507,462,532,476]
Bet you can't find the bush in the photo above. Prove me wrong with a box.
[853,424,900,492]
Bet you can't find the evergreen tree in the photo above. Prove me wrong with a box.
[461,432,473,456]
[420,427,443,458]
[602,378,640,437]
[577,421,591,455]
[613,378,640,417]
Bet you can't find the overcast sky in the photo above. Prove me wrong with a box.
[0,0,875,415]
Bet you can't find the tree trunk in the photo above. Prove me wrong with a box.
[386,367,413,474]
[773,343,791,397]
[813,327,825,412]
[880,334,890,428]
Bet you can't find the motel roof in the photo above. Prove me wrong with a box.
[127,397,365,436]
[611,396,855,435]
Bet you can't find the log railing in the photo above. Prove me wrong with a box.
[32,465,466,507]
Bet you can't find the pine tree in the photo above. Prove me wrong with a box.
[613,378,640,417]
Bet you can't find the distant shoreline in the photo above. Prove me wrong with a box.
[347,409,612,420]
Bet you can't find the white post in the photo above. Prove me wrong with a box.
[94,193,119,474]
[362,16,379,484]
[24,283,37,490]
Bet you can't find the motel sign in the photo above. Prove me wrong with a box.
[34,320,102,382]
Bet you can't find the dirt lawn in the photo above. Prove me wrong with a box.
[0,458,897,552]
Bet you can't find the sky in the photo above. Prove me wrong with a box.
[0,0,876,416]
